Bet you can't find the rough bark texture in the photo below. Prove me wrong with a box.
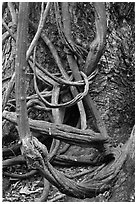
[15,3,30,138]
[2,2,134,202]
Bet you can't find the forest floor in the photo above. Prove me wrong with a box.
[3,76,135,202]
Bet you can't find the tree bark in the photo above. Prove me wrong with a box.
[15,2,31,140]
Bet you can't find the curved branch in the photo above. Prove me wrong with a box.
[49,86,63,160]
[34,126,135,199]
[27,2,51,59]
[61,2,87,130]
[85,2,107,76]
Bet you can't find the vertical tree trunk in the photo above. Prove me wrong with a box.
[15,3,31,140]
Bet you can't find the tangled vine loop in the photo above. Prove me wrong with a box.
[33,59,90,108]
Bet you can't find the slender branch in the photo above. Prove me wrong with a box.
[61,2,87,130]
[28,59,57,87]
[8,2,17,25]
[34,127,135,199]
[55,2,86,59]
[27,2,51,59]
[2,16,96,113]
[49,86,63,160]
[29,20,68,79]
[29,51,96,86]
[2,31,10,44]
[27,98,51,111]
[60,2,109,138]
[3,155,26,168]
[3,170,37,179]
[33,64,89,108]
[85,2,107,75]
